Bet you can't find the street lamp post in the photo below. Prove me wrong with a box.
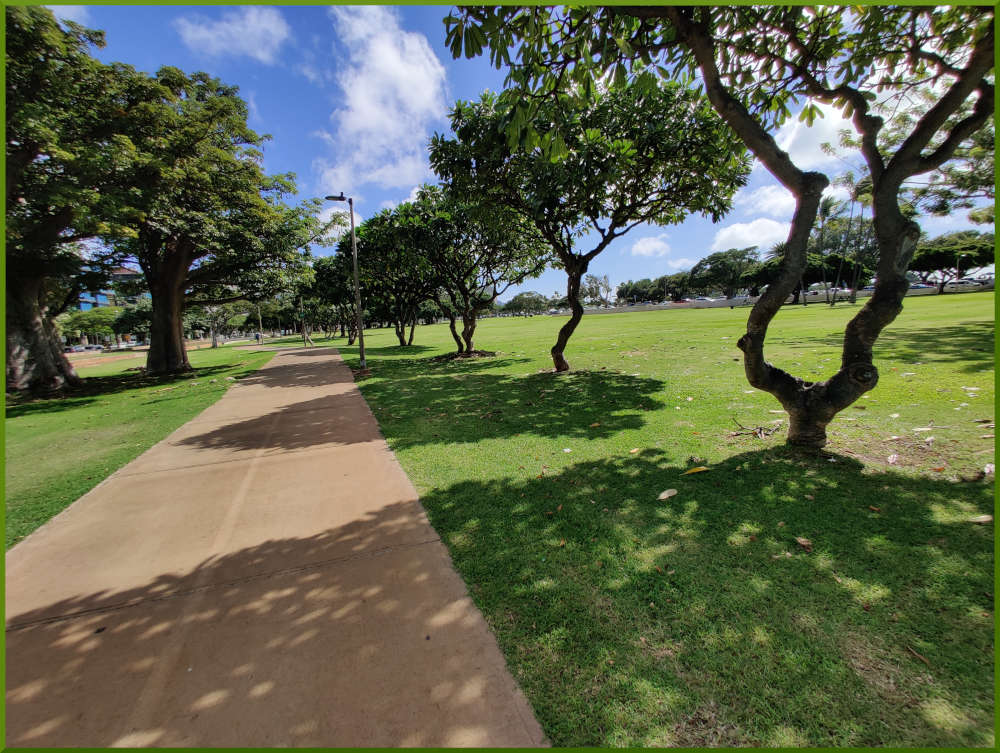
[325,193,366,370]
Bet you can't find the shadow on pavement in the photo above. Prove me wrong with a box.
[5,503,538,747]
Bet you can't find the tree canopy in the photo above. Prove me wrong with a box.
[446,4,994,445]
[430,81,750,370]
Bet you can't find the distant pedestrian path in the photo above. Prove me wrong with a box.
[5,347,545,747]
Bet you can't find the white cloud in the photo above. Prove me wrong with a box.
[772,102,857,170]
[630,235,672,257]
[712,218,791,252]
[46,5,90,24]
[627,235,692,270]
[379,185,422,211]
[313,6,448,200]
[174,7,291,65]
[734,185,796,219]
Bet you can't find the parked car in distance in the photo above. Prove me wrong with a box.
[693,296,716,302]
[909,283,934,289]
[944,279,982,292]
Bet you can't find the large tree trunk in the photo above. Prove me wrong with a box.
[145,244,192,374]
[5,276,81,392]
[407,314,416,346]
[551,265,586,372]
[394,317,407,346]
[210,325,219,348]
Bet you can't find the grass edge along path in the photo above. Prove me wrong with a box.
[5,347,275,549]
[340,293,993,747]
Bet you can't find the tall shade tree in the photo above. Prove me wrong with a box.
[110,66,337,373]
[346,208,440,347]
[909,231,994,293]
[430,84,750,371]
[407,184,549,355]
[449,4,994,445]
[5,6,159,390]
[690,247,760,300]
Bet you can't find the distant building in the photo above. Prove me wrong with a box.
[78,266,144,310]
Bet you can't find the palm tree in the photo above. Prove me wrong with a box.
[815,195,845,303]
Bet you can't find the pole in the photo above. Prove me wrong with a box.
[348,197,367,369]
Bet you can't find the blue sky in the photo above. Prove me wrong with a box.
[49,5,987,300]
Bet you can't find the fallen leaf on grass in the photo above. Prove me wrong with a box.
[887,454,899,464]
[980,434,994,439]
[589,422,601,428]
[868,505,881,512]
[795,537,813,553]
[658,489,678,500]
[771,552,792,559]
[559,539,566,547]
[556,504,562,512]
[890,413,900,418]
[931,466,946,472]
[969,515,993,524]
[681,466,709,475]
[629,448,640,454]
[804,494,814,500]
[914,427,933,432]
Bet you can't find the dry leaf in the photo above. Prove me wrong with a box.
[981,434,994,439]
[589,422,601,427]
[629,448,640,454]
[655,565,663,573]
[681,466,710,475]
[771,552,792,559]
[906,646,931,666]
[969,514,993,524]
[887,454,899,464]
[795,537,813,553]
[658,489,678,500]
[805,494,814,500]
[868,505,881,512]
[768,410,784,414]
[931,466,945,472]
[559,539,566,547]
[777,521,785,527]
[556,504,563,512]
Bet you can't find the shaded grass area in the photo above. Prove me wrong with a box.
[343,292,994,746]
[5,348,274,549]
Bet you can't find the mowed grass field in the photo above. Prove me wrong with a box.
[4,293,993,745]
[4,347,274,549]
[329,292,993,747]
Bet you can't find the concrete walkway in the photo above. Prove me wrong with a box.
[5,348,546,747]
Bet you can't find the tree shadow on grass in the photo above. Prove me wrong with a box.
[416,447,994,747]
[780,322,994,374]
[359,358,666,450]
[5,503,538,747]
[5,366,237,419]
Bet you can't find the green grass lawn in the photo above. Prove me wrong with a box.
[3,294,993,745]
[335,292,994,747]
[4,346,274,549]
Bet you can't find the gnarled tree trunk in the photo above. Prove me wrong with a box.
[551,263,586,371]
[5,276,81,392]
[461,310,477,354]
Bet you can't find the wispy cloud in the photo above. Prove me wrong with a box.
[734,185,796,219]
[46,5,91,25]
[313,6,448,201]
[629,235,672,257]
[712,218,790,252]
[174,7,292,65]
